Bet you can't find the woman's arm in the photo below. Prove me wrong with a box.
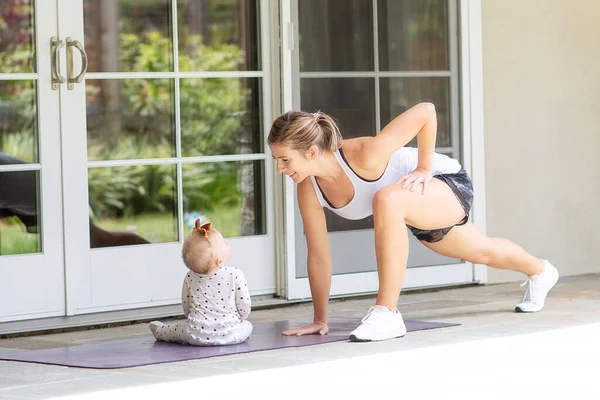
[357,102,437,172]
[282,179,331,336]
[299,179,331,323]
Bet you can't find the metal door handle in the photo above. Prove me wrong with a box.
[66,38,88,90]
[51,37,65,90]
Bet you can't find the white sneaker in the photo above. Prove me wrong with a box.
[349,306,407,342]
[515,260,559,313]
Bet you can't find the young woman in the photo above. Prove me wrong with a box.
[268,103,559,342]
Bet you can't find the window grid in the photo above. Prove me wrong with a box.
[297,0,459,160]
[85,1,268,241]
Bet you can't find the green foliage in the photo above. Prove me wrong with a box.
[182,162,242,213]
[1,13,252,231]
[84,28,250,221]
[0,0,35,73]
[0,80,37,162]
[97,212,177,243]
[0,217,40,256]
[120,30,173,72]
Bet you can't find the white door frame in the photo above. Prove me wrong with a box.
[0,1,66,322]
[279,0,486,300]
[459,0,487,284]
[57,0,91,316]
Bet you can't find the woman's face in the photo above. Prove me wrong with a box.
[269,143,312,183]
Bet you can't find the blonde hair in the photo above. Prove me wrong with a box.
[267,110,343,153]
[182,221,219,274]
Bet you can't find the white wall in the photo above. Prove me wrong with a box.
[481,0,600,283]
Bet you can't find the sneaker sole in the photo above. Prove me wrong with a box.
[514,306,541,313]
[348,332,406,342]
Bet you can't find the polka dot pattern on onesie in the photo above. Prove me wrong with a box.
[151,266,253,346]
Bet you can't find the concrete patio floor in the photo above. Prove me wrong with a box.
[1,273,599,399]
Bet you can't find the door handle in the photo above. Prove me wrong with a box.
[50,37,65,90]
[66,38,88,90]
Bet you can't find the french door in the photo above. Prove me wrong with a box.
[0,0,276,323]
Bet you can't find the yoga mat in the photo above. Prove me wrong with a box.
[0,316,458,369]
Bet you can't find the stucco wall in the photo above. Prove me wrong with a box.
[481,0,600,283]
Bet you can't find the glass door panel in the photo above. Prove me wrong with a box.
[84,0,174,73]
[0,81,40,255]
[177,0,260,72]
[286,0,472,297]
[298,0,374,72]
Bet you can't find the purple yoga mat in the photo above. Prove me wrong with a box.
[0,317,458,369]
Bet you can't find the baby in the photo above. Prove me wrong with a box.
[149,220,252,345]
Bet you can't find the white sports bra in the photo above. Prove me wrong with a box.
[310,147,461,220]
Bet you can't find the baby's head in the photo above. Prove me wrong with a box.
[182,220,231,274]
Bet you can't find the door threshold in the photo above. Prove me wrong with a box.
[0,281,479,337]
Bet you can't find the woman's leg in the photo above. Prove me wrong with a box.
[423,222,558,313]
[372,178,467,310]
[421,222,544,275]
[356,181,555,341]
[350,179,468,341]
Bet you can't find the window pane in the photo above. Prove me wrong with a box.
[0,0,36,73]
[0,169,41,255]
[380,77,451,148]
[86,79,176,161]
[180,78,262,157]
[0,80,38,163]
[378,0,449,71]
[84,0,173,72]
[178,0,260,72]
[88,164,178,248]
[300,78,375,139]
[182,161,265,238]
[299,0,373,71]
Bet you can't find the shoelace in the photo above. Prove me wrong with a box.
[361,306,389,324]
[361,307,376,323]
[520,278,536,303]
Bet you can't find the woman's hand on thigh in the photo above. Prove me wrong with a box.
[396,167,433,194]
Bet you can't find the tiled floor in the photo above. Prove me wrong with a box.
[1,274,599,399]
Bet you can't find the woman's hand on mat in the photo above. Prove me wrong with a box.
[397,167,432,194]
[282,322,329,336]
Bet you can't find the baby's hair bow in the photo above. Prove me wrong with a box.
[194,219,212,237]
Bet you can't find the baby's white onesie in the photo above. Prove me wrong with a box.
[153,266,252,345]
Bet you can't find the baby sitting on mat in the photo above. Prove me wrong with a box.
[149,220,252,345]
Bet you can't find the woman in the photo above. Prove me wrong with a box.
[267,103,559,342]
